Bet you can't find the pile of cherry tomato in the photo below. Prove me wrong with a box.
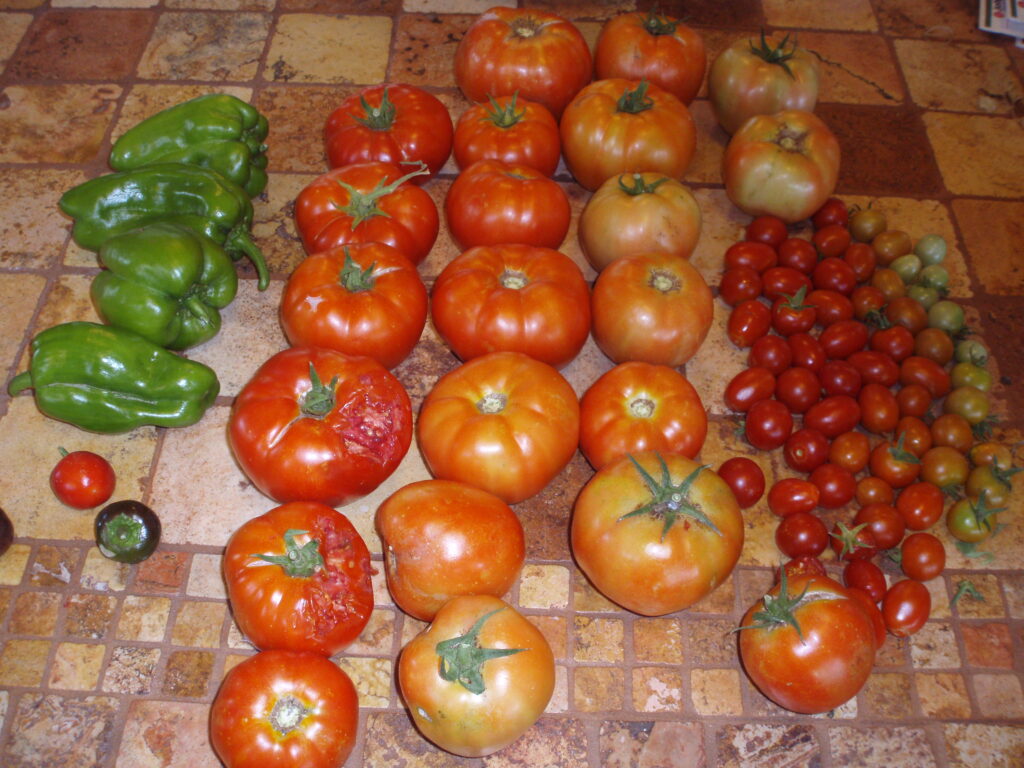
[718,198,1015,639]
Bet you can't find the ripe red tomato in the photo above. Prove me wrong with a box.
[722,110,840,223]
[806,289,854,327]
[430,244,590,368]
[376,479,525,621]
[779,555,828,582]
[580,362,707,469]
[858,382,900,434]
[829,430,870,474]
[445,158,570,249]
[896,415,933,458]
[725,240,777,272]
[898,383,933,417]
[571,452,744,615]
[900,356,952,398]
[783,427,830,473]
[870,325,916,363]
[771,287,816,336]
[749,334,793,374]
[818,359,862,397]
[453,93,561,176]
[804,394,861,438]
[761,266,812,302]
[775,511,829,558]
[223,502,374,655]
[724,366,776,412]
[848,349,900,387]
[775,365,821,413]
[851,285,886,319]
[580,172,702,271]
[882,579,931,637]
[788,332,826,371]
[745,215,789,247]
[717,457,765,509]
[294,161,438,264]
[869,438,922,489]
[812,197,849,229]
[210,650,358,768]
[900,532,945,582]
[592,252,713,365]
[829,519,877,561]
[818,318,869,359]
[843,559,887,603]
[810,462,857,509]
[280,242,427,370]
[398,595,555,757]
[561,78,696,191]
[228,347,412,507]
[728,299,772,349]
[454,6,591,118]
[812,256,858,295]
[719,265,763,306]
[744,398,793,451]
[417,351,579,504]
[884,296,929,335]
[844,243,878,282]
[738,573,876,714]
[853,502,905,549]
[812,224,851,259]
[767,477,820,517]
[594,10,706,104]
[777,237,818,274]
[324,83,453,181]
[50,448,116,509]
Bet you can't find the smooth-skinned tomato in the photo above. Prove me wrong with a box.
[896,415,933,458]
[50,448,116,509]
[445,158,570,250]
[848,349,900,387]
[897,383,933,418]
[749,333,793,374]
[783,427,830,473]
[398,595,555,757]
[768,477,820,517]
[594,10,706,104]
[280,242,427,370]
[746,215,789,247]
[223,502,374,655]
[947,495,1001,543]
[745,398,793,451]
[884,296,929,335]
[788,332,826,371]
[944,385,991,426]
[853,502,905,550]
[771,286,816,336]
[882,579,930,636]
[858,382,900,434]
[454,7,592,118]
[775,511,829,558]
[900,532,945,581]
[812,256,858,296]
[417,351,579,504]
[843,242,877,282]
[717,457,766,509]
[812,224,851,259]
[869,437,922,489]
[818,359,863,398]
[870,325,916,363]
[775,365,821,414]
[806,289,854,327]
[920,445,970,491]
[778,237,818,274]
[819,318,869,360]
[761,265,812,302]
[851,284,887,320]
[810,462,857,509]
[725,240,778,272]
[914,326,954,366]
[895,481,944,531]
[453,93,561,176]
[830,519,877,561]
[560,78,696,191]
[593,252,713,365]
[812,197,849,228]
[376,479,525,621]
[580,361,707,469]
[804,394,861,439]
[849,207,887,243]
[965,464,1019,508]
[843,558,887,603]
[720,265,763,306]
[856,476,895,507]
[871,267,906,301]
[829,430,871,474]
[930,413,974,454]
[228,347,412,507]
[431,243,590,369]
[738,572,876,714]
[324,83,453,181]
[724,366,776,412]
[873,229,914,265]
[210,650,358,768]
[571,452,744,615]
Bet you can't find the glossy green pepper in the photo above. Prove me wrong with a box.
[59,163,269,290]
[7,321,220,433]
[109,93,269,197]
[91,222,238,350]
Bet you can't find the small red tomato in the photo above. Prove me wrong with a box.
[812,257,858,295]
[744,398,793,451]
[775,511,829,558]
[806,289,854,327]
[829,430,870,474]
[818,360,863,398]
[810,463,857,509]
[869,438,923,489]
[851,284,886,320]
[818,319,869,360]
[856,476,895,507]
[895,481,945,531]
[779,555,828,582]
[882,579,931,637]
[50,449,116,509]
[775,366,822,414]
[830,520,877,561]
[718,457,766,509]
[725,241,777,273]
[870,325,915,363]
[719,265,763,307]
[724,366,776,412]
[748,334,793,375]
[848,350,900,387]
[761,266,812,302]
[897,383,933,418]
[812,224,852,259]
[783,427,830,474]
[788,332,826,372]
[900,532,945,582]
[843,242,877,282]
[771,287,816,336]
[858,382,900,435]
[900,356,951,399]
[804,395,861,439]
[812,197,849,229]
[728,299,772,348]
[746,215,788,247]
[768,477,821,517]
[853,503,905,549]
[777,237,818,274]
[843,559,887,603]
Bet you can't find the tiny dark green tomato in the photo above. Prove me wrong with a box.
[913,234,947,266]
[94,500,161,564]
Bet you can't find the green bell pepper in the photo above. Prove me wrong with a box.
[59,162,269,290]
[109,93,269,198]
[7,321,220,433]
[91,222,238,350]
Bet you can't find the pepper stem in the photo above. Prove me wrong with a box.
[227,230,270,291]
[7,371,32,396]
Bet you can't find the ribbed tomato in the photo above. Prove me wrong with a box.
[452,93,561,176]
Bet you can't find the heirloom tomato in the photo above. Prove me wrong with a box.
[50,448,115,509]
[593,9,707,105]
[738,572,876,714]
[560,78,696,191]
[579,361,707,469]
[723,109,840,224]
[454,6,591,118]
[294,161,438,264]
[571,452,744,616]
[444,158,570,249]
[323,83,453,181]
[223,502,373,655]
[210,649,358,768]
[376,479,525,621]
[708,32,820,135]
[430,244,590,368]
[228,347,412,507]
[280,242,427,370]
[453,93,560,176]
[592,252,713,366]
[398,595,554,757]
[417,351,579,504]
[578,172,702,271]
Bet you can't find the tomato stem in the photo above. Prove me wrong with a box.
[736,568,810,640]
[338,247,377,293]
[618,173,668,196]
[616,81,655,114]
[641,9,679,36]
[252,528,325,578]
[748,29,798,78]
[331,162,430,228]
[484,92,526,128]
[500,270,529,290]
[435,608,524,694]
[629,397,655,419]
[302,363,338,418]
[477,392,508,415]
[618,454,722,541]
[269,695,310,735]
[355,87,397,131]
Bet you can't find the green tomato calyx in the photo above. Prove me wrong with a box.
[436,608,524,694]
[737,568,809,641]
[252,528,324,579]
[749,30,799,78]
[338,247,377,293]
[617,80,655,114]
[484,92,526,128]
[356,87,398,131]
[302,363,338,418]
[618,173,669,196]
[618,454,722,541]
[641,9,679,36]
[332,162,430,228]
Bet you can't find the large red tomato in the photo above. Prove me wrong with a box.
[708,32,820,134]
[454,7,591,119]
[453,93,561,177]
[593,10,707,105]
[722,109,840,223]
[430,243,590,369]
[738,572,877,714]
[228,347,413,507]
[222,502,374,655]
[294,161,438,264]
[579,361,707,469]
[280,242,427,370]
[398,595,555,757]
[417,351,579,504]
[323,83,453,181]
[578,172,702,272]
[444,158,570,250]
[375,479,525,621]
[210,649,358,768]
[560,78,697,191]
[591,251,713,366]
[571,451,743,616]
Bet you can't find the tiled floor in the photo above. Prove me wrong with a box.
[1,0,1023,766]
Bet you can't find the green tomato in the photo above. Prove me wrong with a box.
[955,339,988,367]
[928,299,964,334]
[849,208,887,243]
[913,234,947,266]
[918,264,949,292]
[907,284,939,309]
[890,254,922,284]
[950,361,993,392]
[946,496,997,543]
[944,385,990,425]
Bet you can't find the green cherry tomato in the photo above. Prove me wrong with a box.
[906,284,939,309]
[890,254,922,284]
[950,361,993,392]
[917,264,949,292]
[955,339,988,367]
[965,464,1020,508]
[927,299,965,334]
[849,208,887,243]
[946,496,999,543]
[913,234,947,265]
[944,385,990,426]
[94,500,161,564]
